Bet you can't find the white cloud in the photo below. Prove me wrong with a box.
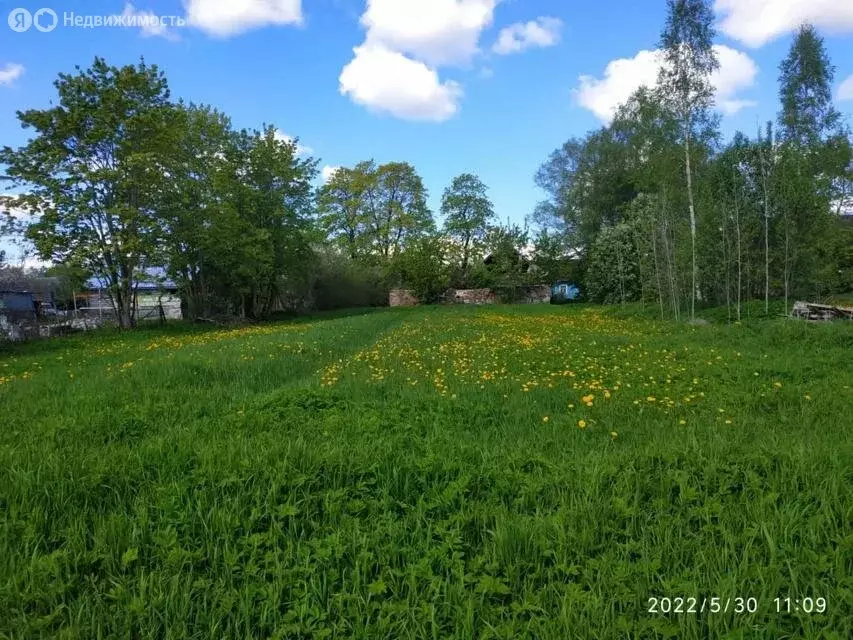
[121,3,178,39]
[184,0,302,37]
[838,75,853,102]
[360,0,498,67]
[341,1,506,121]
[711,45,759,114]
[576,50,660,122]
[576,45,758,122]
[339,44,462,122]
[273,130,313,156]
[321,166,341,183]
[0,63,24,87]
[492,17,562,55]
[715,0,853,48]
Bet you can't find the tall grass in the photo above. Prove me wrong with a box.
[1,305,851,638]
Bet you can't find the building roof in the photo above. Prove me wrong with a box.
[85,267,177,291]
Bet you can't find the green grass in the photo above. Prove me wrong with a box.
[1,305,851,639]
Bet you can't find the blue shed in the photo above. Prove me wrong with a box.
[550,281,580,304]
[0,291,37,313]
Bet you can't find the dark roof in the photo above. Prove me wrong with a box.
[0,291,36,311]
[85,267,177,291]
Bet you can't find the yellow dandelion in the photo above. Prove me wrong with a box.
[578,419,587,429]
[543,416,550,423]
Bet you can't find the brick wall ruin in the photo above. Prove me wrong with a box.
[390,286,552,307]
[389,289,420,307]
[445,289,499,305]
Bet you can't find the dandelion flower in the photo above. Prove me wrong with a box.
[578,419,587,429]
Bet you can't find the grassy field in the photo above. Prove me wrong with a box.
[1,305,851,639]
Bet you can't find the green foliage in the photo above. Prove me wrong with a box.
[441,173,495,285]
[585,222,641,304]
[778,25,840,148]
[657,0,719,121]
[317,161,434,265]
[392,235,451,303]
[317,162,376,260]
[1,306,851,637]
[535,17,852,323]
[482,223,533,291]
[310,250,388,311]
[530,230,580,284]
[1,57,175,328]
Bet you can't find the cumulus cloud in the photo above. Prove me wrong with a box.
[360,0,498,67]
[340,1,506,121]
[273,130,314,156]
[492,17,562,55]
[321,166,341,183]
[712,45,759,115]
[121,3,179,39]
[339,44,463,122]
[838,75,853,102]
[0,63,24,87]
[715,0,853,48]
[576,45,758,122]
[184,0,302,37]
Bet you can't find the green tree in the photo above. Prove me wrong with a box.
[317,161,376,260]
[657,0,719,320]
[393,234,450,303]
[228,125,318,318]
[441,173,494,283]
[778,25,840,148]
[370,162,433,259]
[0,57,174,328]
[776,24,845,304]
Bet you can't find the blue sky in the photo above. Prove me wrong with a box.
[1,0,852,264]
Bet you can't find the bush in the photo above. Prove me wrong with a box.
[311,252,388,311]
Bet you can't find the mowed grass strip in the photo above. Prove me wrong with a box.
[1,305,851,639]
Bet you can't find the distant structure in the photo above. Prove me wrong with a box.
[550,281,580,304]
[389,286,552,307]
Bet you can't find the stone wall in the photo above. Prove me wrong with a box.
[445,289,499,305]
[389,289,420,307]
[0,312,39,342]
[390,286,552,307]
[520,285,552,304]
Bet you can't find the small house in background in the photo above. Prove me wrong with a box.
[550,281,580,304]
[79,268,183,321]
[0,291,36,316]
[0,291,38,341]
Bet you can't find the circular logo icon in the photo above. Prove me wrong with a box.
[8,8,32,32]
[33,7,58,32]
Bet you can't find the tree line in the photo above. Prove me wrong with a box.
[0,58,576,328]
[535,1,852,321]
[2,0,850,329]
